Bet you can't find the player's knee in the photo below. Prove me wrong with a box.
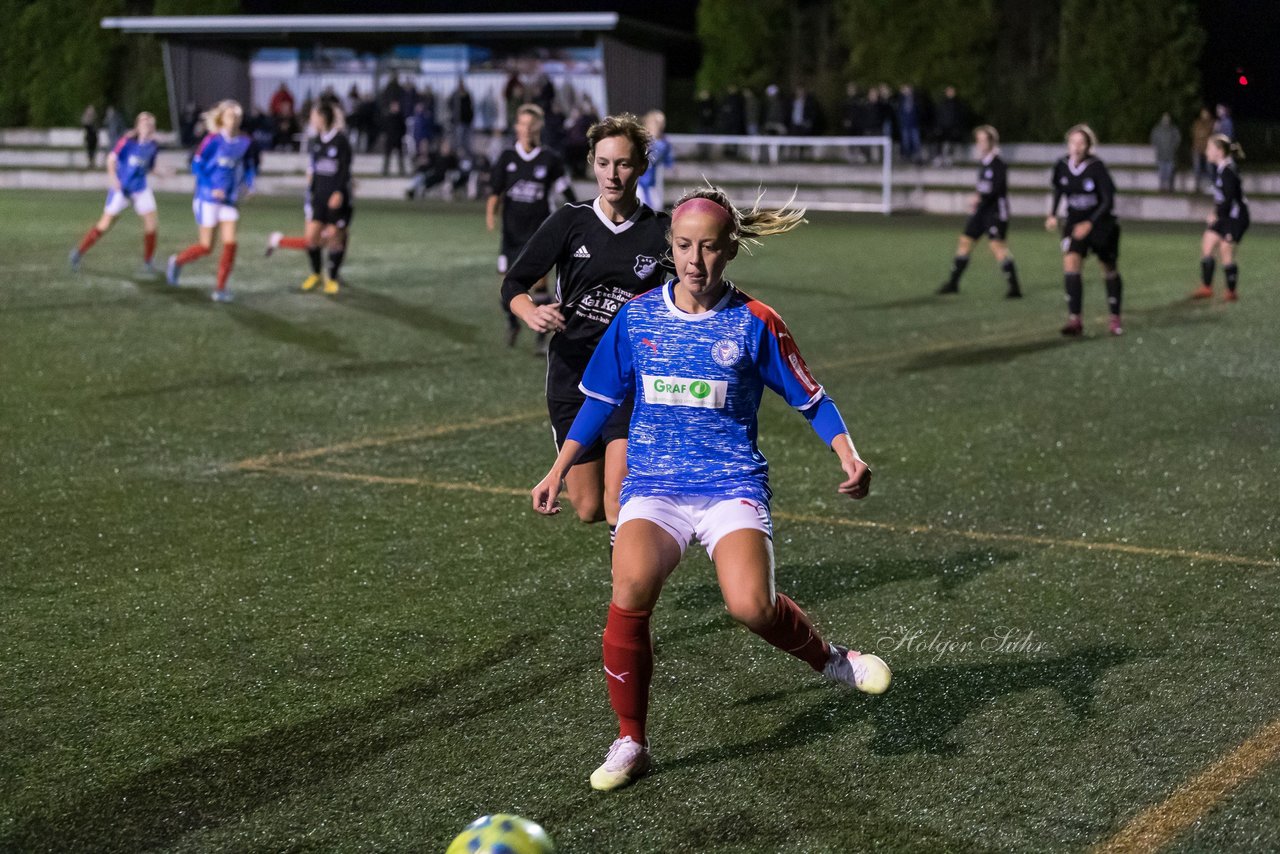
[573,500,606,524]
[725,597,775,631]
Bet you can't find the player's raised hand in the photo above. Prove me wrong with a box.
[531,473,563,515]
[837,456,872,500]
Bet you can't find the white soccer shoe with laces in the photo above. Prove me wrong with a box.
[590,736,650,791]
[824,644,892,695]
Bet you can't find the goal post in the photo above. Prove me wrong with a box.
[661,133,894,214]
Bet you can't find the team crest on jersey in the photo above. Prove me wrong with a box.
[328,147,337,157]
[506,162,517,171]
[634,255,658,278]
[711,338,741,367]
[534,165,547,179]
[1083,179,1095,191]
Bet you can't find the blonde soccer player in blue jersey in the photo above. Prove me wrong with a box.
[531,186,890,791]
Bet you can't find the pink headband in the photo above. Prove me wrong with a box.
[672,196,733,227]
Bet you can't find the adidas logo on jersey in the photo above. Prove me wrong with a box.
[573,245,591,259]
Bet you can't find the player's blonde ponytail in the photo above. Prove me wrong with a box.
[1208,133,1245,162]
[671,185,807,251]
[204,100,243,135]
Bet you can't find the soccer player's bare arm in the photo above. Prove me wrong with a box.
[501,209,569,331]
[485,193,501,232]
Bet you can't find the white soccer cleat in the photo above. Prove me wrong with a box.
[589,736,650,791]
[824,644,892,695]
[265,231,283,257]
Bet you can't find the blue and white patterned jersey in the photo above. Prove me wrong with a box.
[579,281,830,506]
[192,132,255,205]
[110,132,158,195]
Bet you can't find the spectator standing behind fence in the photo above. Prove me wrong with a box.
[381,100,407,176]
[896,85,922,163]
[449,79,475,157]
[1190,107,1214,192]
[269,83,295,120]
[1213,104,1235,141]
[1150,113,1181,193]
[934,86,966,166]
[82,105,99,167]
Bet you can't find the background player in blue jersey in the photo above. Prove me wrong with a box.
[531,186,888,792]
[167,100,256,303]
[69,112,160,275]
[1191,134,1249,302]
[636,110,673,211]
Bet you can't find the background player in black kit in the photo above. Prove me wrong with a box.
[501,114,670,546]
[1191,134,1249,302]
[1045,124,1124,337]
[266,101,353,296]
[487,104,575,351]
[938,125,1022,298]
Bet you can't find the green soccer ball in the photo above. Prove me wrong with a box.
[445,814,556,854]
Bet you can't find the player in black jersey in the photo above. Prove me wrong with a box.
[265,102,354,295]
[1192,134,1249,302]
[487,104,576,351]
[501,113,670,545]
[1045,124,1124,337]
[938,125,1022,298]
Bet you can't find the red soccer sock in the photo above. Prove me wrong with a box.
[78,227,103,255]
[216,242,237,290]
[602,602,653,743]
[143,231,157,263]
[750,593,831,672]
[175,243,211,266]
[278,236,310,250]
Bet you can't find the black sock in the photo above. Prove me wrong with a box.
[948,255,969,287]
[1105,273,1122,316]
[307,247,322,275]
[328,248,345,279]
[1200,256,1215,287]
[1224,264,1238,292]
[1065,273,1083,315]
[1001,258,1021,292]
[609,524,617,556]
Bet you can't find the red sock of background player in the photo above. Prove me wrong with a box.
[278,236,310,250]
[174,243,210,266]
[78,227,103,255]
[142,231,157,264]
[602,603,653,743]
[749,593,831,671]
[216,242,237,291]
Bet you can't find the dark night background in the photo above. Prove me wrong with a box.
[243,0,1279,121]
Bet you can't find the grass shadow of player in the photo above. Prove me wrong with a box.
[221,302,359,359]
[1127,297,1225,329]
[99,358,431,401]
[659,643,1138,775]
[858,293,949,311]
[1,632,592,854]
[667,548,1020,617]
[133,273,213,306]
[334,283,477,345]
[898,336,1080,372]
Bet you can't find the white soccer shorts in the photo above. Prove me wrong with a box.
[105,188,157,217]
[617,494,773,560]
[192,198,240,228]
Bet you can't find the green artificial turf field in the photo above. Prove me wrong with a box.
[2,189,1277,853]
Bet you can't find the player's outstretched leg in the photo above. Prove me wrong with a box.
[938,254,968,295]
[592,601,654,791]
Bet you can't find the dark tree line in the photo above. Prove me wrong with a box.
[696,0,1205,142]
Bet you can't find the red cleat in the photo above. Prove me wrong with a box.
[1060,315,1084,337]
[1189,285,1214,300]
[1109,316,1124,336]
[1223,290,1239,302]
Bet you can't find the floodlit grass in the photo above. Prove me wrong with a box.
[2,189,1278,853]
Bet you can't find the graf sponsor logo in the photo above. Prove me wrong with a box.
[642,375,727,408]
